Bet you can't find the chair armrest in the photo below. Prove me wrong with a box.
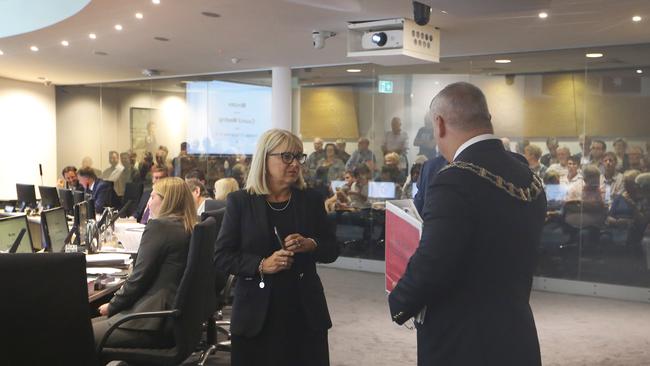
[96,309,181,352]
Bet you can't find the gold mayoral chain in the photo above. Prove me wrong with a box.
[439,161,544,202]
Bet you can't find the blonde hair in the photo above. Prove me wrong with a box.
[214,177,240,200]
[152,177,197,233]
[246,129,306,195]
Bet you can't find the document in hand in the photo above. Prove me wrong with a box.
[385,200,422,293]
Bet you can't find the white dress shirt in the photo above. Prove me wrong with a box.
[453,134,500,161]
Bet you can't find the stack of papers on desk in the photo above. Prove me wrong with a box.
[86,253,133,268]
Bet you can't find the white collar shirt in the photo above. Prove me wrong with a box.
[453,134,500,161]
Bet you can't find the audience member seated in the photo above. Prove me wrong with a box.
[566,165,604,203]
[601,152,624,204]
[58,165,83,191]
[305,137,325,184]
[229,162,248,189]
[92,177,196,349]
[380,152,406,186]
[102,151,125,196]
[314,143,345,194]
[613,138,630,173]
[401,163,422,199]
[325,170,355,213]
[185,168,214,198]
[78,167,119,215]
[627,146,646,172]
[336,139,350,163]
[548,146,571,179]
[541,137,559,167]
[607,169,641,229]
[136,166,169,224]
[500,137,511,151]
[574,134,592,165]
[349,165,371,209]
[524,144,547,178]
[186,178,212,216]
[346,137,376,172]
[173,141,196,178]
[561,155,582,187]
[588,139,606,172]
[211,177,239,210]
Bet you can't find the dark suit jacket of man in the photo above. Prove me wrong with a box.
[213,187,339,337]
[89,178,119,215]
[389,139,547,366]
[107,217,190,331]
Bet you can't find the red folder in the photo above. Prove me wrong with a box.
[385,200,422,293]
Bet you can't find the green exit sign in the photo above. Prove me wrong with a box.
[378,80,394,94]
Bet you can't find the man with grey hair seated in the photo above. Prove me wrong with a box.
[389,82,545,366]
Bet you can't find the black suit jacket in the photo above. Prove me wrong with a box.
[214,187,339,337]
[389,139,546,366]
[89,179,119,215]
[107,217,190,331]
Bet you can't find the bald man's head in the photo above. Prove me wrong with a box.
[429,82,493,132]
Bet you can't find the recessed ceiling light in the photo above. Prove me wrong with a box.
[152,0,160,4]
[633,15,642,22]
[495,59,511,64]
[538,12,548,19]
[154,36,170,42]
[89,33,97,39]
[441,10,448,14]
[636,69,643,74]
[0,50,4,56]
[30,46,39,52]
[135,12,144,19]
[114,24,123,31]
[61,40,69,47]
[346,68,362,73]
[94,51,108,56]
[201,11,221,18]
[585,52,603,58]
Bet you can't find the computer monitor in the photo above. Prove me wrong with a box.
[368,181,396,199]
[41,208,69,253]
[545,184,568,202]
[16,184,37,211]
[58,188,74,216]
[72,190,85,205]
[74,201,89,246]
[0,215,34,253]
[411,182,419,199]
[330,180,346,192]
[38,186,61,210]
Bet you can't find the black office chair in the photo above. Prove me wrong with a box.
[198,208,232,365]
[97,218,218,366]
[0,253,98,366]
[121,182,144,217]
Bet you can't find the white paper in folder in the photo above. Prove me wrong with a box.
[86,253,132,266]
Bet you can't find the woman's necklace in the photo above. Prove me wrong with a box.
[266,193,292,212]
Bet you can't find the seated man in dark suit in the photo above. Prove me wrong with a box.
[135,166,168,223]
[389,82,546,366]
[78,167,119,215]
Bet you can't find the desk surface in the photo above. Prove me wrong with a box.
[88,279,125,303]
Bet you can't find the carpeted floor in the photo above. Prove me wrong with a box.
[195,267,650,366]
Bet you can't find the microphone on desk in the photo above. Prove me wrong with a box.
[39,163,44,186]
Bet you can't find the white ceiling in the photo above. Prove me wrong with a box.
[1,0,650,85]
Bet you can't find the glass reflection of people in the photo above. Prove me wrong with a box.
[547,146,571,180]
[524,145,547,179]
[348,165,371,209]
[324,170,354,213]
[401,163,422,199]
[613,138,629,173]
[413,115,436,159]
[93,177,196,349]
[561,155,582,188]
[144,121,158,153]
[314,143,345,196]
[345,137,376,172]
[566,165,604,203]
[608,171,650,253]
[627,146,645,172]
[102,151,125,197]
[382,117,409,171]
[540,137,559,167]
[335,139,350,163]
[81,156,102,178]
[214,129,338,366]
[305,137,325,185]
[380,152,406,186]
[601,152,624,204]
[139,151,155,188]
[155,145,173,176]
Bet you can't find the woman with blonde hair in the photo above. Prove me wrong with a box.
[214,129,339,366]
[92,177,196,349]
[214,177,240,201]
